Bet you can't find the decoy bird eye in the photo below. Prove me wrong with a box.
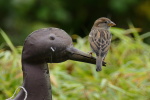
[49,35,55,40]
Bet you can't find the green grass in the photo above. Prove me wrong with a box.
[0,27,150,100]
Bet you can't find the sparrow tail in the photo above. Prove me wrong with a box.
[96,56,102,72]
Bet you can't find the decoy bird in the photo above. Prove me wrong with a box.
[12,28,106,100]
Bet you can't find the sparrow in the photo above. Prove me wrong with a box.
[89,17,116,72]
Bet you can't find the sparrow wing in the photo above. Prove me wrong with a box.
[89,29,111,57]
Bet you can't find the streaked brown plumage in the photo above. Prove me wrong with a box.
[89,17,115,72]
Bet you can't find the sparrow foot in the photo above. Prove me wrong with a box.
[102,61,106,66]
[88,51,93,57]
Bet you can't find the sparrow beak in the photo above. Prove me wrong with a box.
[108,22,116,26]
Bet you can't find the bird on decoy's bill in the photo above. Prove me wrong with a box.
[89,17,116,72]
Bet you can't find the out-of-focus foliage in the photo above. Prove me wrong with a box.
[0,27,150,100]
[0,0,150,45]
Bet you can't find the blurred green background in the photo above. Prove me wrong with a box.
[0,0,150,45]
[0,0,150,100]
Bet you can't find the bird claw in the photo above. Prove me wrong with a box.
[88,51,93,57]
[102,61,106,66]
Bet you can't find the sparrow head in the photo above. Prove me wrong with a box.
[93,17,116,29]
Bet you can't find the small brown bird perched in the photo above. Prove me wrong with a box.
[89,17,116,72]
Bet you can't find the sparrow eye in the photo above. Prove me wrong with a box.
[104,21,107,23]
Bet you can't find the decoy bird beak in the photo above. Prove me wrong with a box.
[66,46,106,66]
[66,46,95,64]
[108,22,116,26]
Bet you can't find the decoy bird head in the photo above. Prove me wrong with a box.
[22,28,73,63]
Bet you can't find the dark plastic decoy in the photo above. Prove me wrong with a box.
[13,27,106,100]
